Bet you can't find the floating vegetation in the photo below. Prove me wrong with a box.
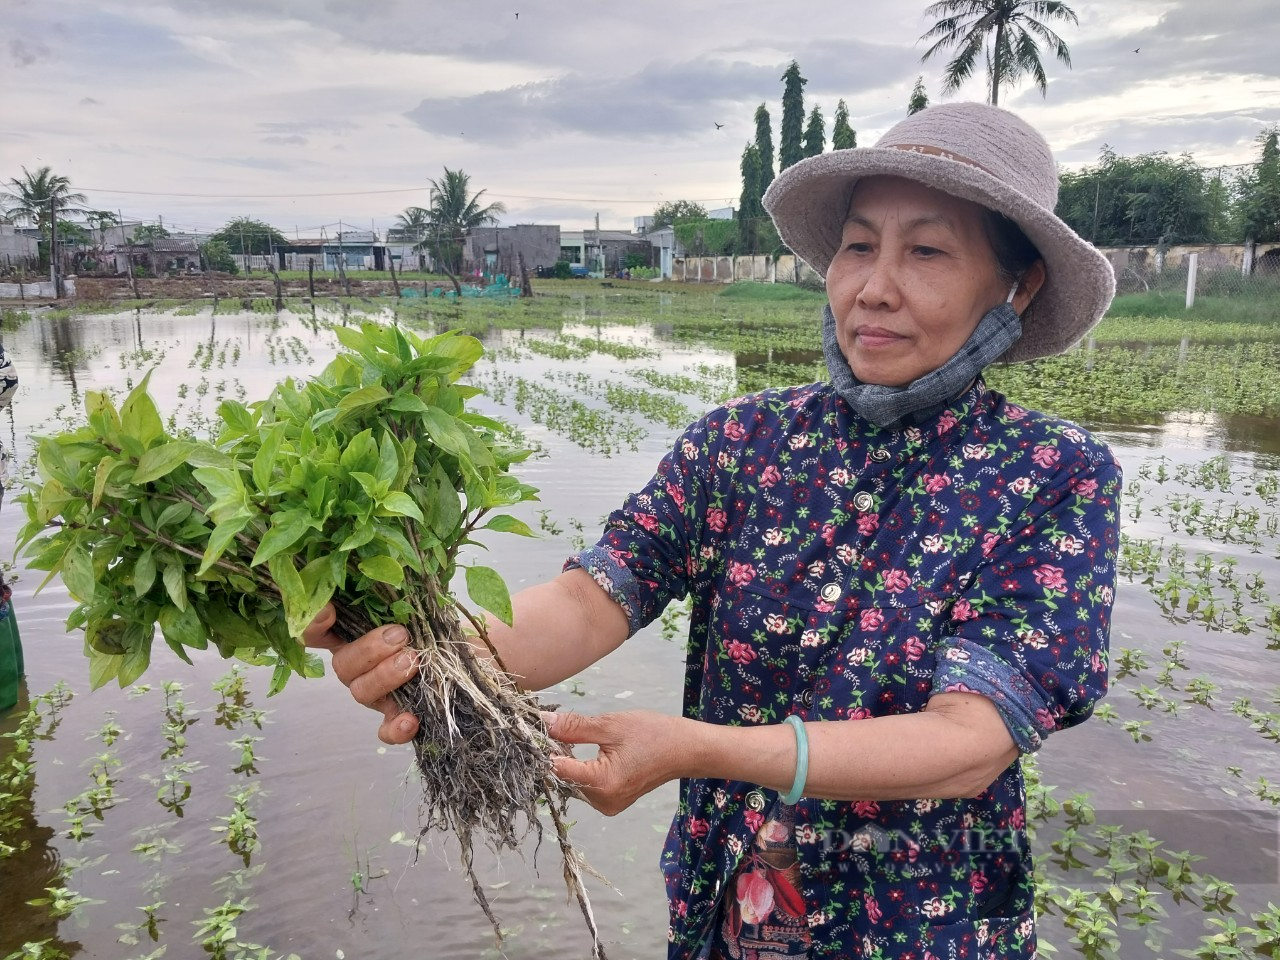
[484,372,645,455]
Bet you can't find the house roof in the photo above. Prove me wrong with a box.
[151,238,200,253]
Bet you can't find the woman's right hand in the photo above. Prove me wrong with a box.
[302,604,421,745]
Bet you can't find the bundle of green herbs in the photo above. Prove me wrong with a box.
[16,322,606,957]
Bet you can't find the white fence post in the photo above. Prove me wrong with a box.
[1185,252,1199,309]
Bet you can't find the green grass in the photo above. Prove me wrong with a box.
[1107,289,1280,326]
[718,282,826,302]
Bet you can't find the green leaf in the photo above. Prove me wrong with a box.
[429,332,485,378]
[297,557,337,634]
[134,441,198,484]
[269,661,291,697]
[186,447,238,470]
[338,522,377,552]
[192,466,249,523]
[466,565,513,627]
[62,541,97,601]
[202,604,270,652]
[334,385,392,423]
[388,393,429,414]
[88,650,123,691]
[198,516,251,576]
[339,429,378,474]
[378,492,423,522]
[358,555,404,587]
[118,642,152,688]
[251,508,313,567]
[155,500,195,531]
[92,455,120,508]
[427,463,462,539]
[162,561,189,611]
[332,325,369,354]
[252,425,285,494]
[158,603,206,657]
[134,548,158,597]
[120,371,165,449]
[482,514,536,538]
[268,554,307,636]
[217,399,260,439]
[419,407,472,459]
[376,432,400,486]
[85,390,123,441]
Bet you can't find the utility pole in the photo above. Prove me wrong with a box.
[49,196,61,298]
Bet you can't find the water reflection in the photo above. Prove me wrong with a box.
[1093,409,1280,457]
[0,685,81,959]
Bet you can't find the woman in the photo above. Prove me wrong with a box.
[306,102,1121,959]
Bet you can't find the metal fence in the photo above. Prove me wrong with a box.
[1115,256,1280,307]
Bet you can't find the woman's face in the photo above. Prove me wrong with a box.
[825,175,1020,388]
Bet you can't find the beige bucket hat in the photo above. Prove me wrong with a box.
[762,102,1115,362]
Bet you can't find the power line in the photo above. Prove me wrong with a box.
[74,184,737,206]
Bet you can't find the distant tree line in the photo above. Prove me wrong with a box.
[1058,129,1280,246]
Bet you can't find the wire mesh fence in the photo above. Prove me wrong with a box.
[1107,245,1280,319]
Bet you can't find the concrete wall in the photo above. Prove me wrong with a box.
[0,225,38,264]
[674,254,821,285]
[465,225,562,273]
[0,278,76,298]
[1098,243,1251,274]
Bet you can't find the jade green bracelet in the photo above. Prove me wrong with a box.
[780,714,809,805]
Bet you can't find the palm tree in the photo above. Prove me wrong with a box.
[425,168,506,281]
[919,0,1078,106]
[0,165,88,235]
[389,206,431,244]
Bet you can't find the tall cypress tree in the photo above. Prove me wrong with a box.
[738,143,763,253]
[754,104,775,193]
[832,99,857,150]
[802,105,825,158]
[779,61,807,171]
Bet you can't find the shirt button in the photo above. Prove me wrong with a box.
[745,790,766,811]
[853,492,875,512]
[869,448,890,463]
[820,583,841,603]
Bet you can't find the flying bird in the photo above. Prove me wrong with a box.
[1133,47,1140,53]
[714,122,724,130]
[515,12,518,18]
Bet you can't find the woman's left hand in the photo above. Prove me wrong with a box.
[545,710,688,816]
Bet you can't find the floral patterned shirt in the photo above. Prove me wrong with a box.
[566,379,1121,960]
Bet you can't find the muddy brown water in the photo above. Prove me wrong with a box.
[1,306,1277,959]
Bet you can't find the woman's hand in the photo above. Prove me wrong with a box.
[302,603,421,745]
[545,709,690,816]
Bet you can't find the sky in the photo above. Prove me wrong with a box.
[2,0,1278,237]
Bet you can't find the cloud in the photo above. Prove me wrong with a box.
[80,97,101,106]
[257,119,357,136]
[261,134,308,146]
[405,57,783,145]
[8,37,51,67]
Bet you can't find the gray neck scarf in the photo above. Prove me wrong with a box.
[822,297,1023,430]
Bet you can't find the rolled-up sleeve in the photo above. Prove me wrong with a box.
[932,455,1122,753]
[565,419,713,637]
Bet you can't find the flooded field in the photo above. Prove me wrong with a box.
[1,287,1279,959]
